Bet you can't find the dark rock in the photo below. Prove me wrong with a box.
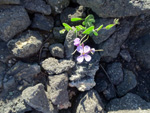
[106,93,150,113]
[0,62,6,90]
[0,0,20,4]
[22,83,58,113]
[77,0,150,18]
[129,33,150,69]
[46,0,70,13]
[49,43,64,58]
[120,49,132,62]
[107,62,123,85]
[6,61,41,83]
[0,6,31,42]
[103,84,116,100]
[53,27,66,42]
[92,18,116,44]
[94,80,108,93]
[47,73,71,109]
[117,69,137,97]
[64,28,76,59]
[60,6,85,25]
[69,52,100,91]
[7,30,43,58]
[74,89,105,113]
[41,57,75,75]
[31,14,54,32]
[21,0,51,15]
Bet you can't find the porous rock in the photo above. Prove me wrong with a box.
[0,0,20,4]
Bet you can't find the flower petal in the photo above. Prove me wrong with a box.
[84,54,91,62]
[77,46,83,53]
[91,48,95,54]
[74,38,80,46]
[77,55,84,63]
[84,45,91,53]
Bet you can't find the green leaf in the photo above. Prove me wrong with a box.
[83,26,94,35]
[75,25,86,31]
[71,18,83,22]
[83,14,95,28]
[96,25,103,31]
[114,19,119,25]
[59,29,66,34]
[105,24,115,30]
[93,31,98,36]
[62,23,72,31]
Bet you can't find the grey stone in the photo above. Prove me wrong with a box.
[22,83,58,113]
[94,80,108,93]
[7,30,43,58]
[46,0,70,13]
[120,49,132,62]
[64,28,76,59]
[31,14,54,31]
[69,52,100,91]
[106,93,150,113]
[77,0,150,18]
[49,43,64,58]
[107,62,123,85]
[0,0,20,4]
[47,73,71,109]
[6,61,41,83]
[74,89,105,113]
[21,0,51,15]
[117,69,137,96]
[41,57,75,75]
[92,18,116,44]
[0,62,6,89]
[0,6,31,42]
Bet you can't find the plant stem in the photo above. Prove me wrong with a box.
[95,49,103,51]
[81,35,89,45]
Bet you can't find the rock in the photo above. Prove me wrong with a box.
[21,0,51,15]
[94,80,108,93]
[98,19,135,61]
[92,18,116,44]
[106,93,150,113]
[0,62,6,90]
[107,62,123,85]
[41,57,75,75]
[74,89,105,113]
[64,28,76,59]
[0,42,14,63]
[31,14,54,32]
[120,49,132,62]
[53,27,67,42]
[103,84,116,100]
[49,43,64,58]
[129,33,150,69]
[69,52,100,91]
[7,30,43,58]
[77,0,150,18]
[0,0,20,4]
[22,83,58,113]
[0,6,31,42]
[47,73,71,109]
[46,0,70,13]
[6,61,41,83]
[117,69,137,97]
[60,6,85,25]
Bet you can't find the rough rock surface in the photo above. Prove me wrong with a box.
[7,30,43,58]
[106,93,150,113]
[117,69,137,96]
[47,73,70,109]
[107,62,123,85]
[21,0,51,15]
[49,43,64,58]
[0,6,31,42]
[22,83,58,113]
[0,0,20,4]
[31,14,54,31]
[47,0,70,13]
[77,0,150,18]
[120,49,132,62]
[41,57,75,75]
[74,90,105,113]
[69,52,100,91]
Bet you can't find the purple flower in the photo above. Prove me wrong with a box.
[74,38,80,46]
[76,45,92,63]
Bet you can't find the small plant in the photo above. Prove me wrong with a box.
[60,14,119,63]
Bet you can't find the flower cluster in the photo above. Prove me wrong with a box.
[74,38,95,63]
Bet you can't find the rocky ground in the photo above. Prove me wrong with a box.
[0,0,150,113]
